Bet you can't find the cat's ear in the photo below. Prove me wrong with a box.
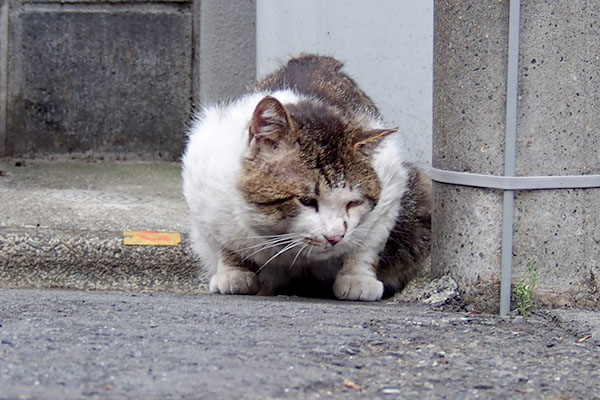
[353,128,398,155]
[248,96,293,151]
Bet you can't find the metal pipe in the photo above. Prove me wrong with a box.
[500,0,522,316]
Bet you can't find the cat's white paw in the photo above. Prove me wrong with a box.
[333,275,384,301]
[209,270,259,295]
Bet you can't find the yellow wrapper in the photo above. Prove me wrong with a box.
[123,231,181,246]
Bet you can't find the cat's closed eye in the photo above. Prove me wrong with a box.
[298,197,319,211]
[346,200,364,213]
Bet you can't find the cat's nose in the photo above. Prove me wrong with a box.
[324,234,344,246]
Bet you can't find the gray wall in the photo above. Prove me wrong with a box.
[256,0,433,169]
[1,0,255,160]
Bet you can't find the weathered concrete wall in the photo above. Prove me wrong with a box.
[432,1,600,311]
[1,0,255,160]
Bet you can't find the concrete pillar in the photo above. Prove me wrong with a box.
[432,1,600,311]
[196,0,256,105]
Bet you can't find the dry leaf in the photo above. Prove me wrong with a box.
[344,379,361,392]
[578,334,592,343]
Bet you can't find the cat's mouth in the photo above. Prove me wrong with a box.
[303,237,338,251]
[303,237,327,248]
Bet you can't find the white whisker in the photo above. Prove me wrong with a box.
[241,238,296,261]
[254,240,303,275]
[226,233,300,242]
[237,236,296,253]
[289,243,309,270]
[235,233,304,261]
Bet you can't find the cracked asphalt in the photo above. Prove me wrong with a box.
[0,289,599,399]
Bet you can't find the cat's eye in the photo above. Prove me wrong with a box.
[298,197,319,211]
[346,200,365,212]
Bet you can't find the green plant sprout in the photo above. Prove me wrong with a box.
[514,260,539,317]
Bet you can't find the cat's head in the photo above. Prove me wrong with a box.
[238,96,397,258]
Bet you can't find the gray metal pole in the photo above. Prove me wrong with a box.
[500,0,521,316]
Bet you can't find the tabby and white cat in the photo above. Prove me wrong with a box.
[182,54,430,301]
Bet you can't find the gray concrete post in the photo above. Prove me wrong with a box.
[196,0,256,106]
[432,1,600,312]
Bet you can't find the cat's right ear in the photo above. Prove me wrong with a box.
[248,96,293,154]
[352,128,398,156]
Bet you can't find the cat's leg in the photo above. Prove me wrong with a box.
[333,252,384,301]
[209,250,260,295]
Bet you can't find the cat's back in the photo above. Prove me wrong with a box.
[183,96,256,179]
[254,54,379,117]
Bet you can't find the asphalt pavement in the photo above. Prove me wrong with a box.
[1,289,599,400]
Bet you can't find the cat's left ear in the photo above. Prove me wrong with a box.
[353,128,398,155]
[248,96,294,150]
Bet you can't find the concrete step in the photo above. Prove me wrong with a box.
[0,158,201,292]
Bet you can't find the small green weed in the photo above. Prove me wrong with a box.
[514,260,539,317]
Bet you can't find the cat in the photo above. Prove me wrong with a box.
[182,54,431,301]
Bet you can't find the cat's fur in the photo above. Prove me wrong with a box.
[182,54,431,301]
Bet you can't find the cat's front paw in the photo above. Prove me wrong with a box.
[333,275,384,301]
[209,270,259,295]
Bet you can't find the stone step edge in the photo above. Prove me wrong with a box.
[0,227,203,293]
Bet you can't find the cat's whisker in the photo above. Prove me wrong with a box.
[225,233,300,244]
[255,240,304,275]
[242,234,302,261]
[236,236,297,253]
[289,243,309,270]
[230,233,300,240]
[241,238,296,261]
